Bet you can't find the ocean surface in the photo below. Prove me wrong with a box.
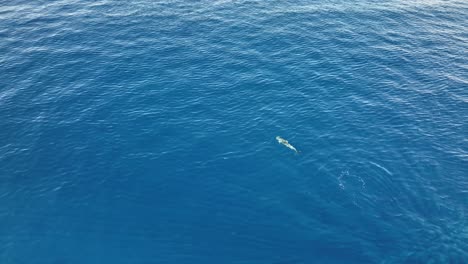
[1,0,467,263]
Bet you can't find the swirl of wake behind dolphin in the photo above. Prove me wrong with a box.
[276,136,299,154]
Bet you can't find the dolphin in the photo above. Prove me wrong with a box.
[276,136,299,153]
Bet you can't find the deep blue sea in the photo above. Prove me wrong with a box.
[1,0,467,263]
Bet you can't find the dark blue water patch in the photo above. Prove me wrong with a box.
[1,0,468,263]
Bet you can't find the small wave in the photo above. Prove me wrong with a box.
[369,161,393,176]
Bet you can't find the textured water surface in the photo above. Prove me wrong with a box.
[1,0,467,263]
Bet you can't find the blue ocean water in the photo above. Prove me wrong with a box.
[1,0,467,263]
